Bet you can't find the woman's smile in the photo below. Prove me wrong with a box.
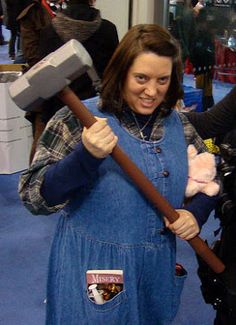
[139,96,156,108]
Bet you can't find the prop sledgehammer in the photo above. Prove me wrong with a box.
[9,39,225,274]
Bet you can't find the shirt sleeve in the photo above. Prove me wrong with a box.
[184,193,219,228]
[41,141,103,207]
[179,112,208,153]
[178,112,220,228]
[185,86,236,139]
[18,107,87,215]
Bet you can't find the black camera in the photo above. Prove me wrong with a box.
[196,140,236,314]
[216,143,236,224]
[219,144,236,176]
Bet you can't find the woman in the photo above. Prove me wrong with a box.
[19,24,217,324]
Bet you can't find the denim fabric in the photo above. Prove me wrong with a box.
[46,98,188,325]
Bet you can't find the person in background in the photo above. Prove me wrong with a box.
[4,0,24,60]
[19,0,119,163]
[0,0,7,45]
[171,0,196,69]
[38,0,119,121]
[17,0,55,162]
[19,24,218,324]
[213,127,236,325]
[189,5,215,111]
[18,0,54,67]
[2,0,42,63]
[186,86,236,325]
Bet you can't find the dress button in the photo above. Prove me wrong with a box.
[155,147,161,153]
[162,170,169,177]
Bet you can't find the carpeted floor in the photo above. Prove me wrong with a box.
[0,26,234,325]
[0,173,60,325]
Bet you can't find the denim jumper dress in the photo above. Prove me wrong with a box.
[46,98,188,325]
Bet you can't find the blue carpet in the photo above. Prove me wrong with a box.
[0,173,59,325]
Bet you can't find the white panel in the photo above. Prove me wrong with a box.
[0,83,32,174]
[95,0,130,40]
[132,0,155,25]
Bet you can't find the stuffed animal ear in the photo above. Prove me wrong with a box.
[187,144,198,159]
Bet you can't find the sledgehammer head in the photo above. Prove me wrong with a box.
[8,39,93,111]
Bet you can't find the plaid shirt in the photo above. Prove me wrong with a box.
[19,105,207,215]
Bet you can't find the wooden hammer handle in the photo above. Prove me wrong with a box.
[58,87,225,274]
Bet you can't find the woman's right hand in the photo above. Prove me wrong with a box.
[82,117,118,159]
[164,209,200,240]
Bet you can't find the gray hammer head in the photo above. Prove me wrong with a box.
[9,40,94,111]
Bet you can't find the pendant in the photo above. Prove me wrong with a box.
[140,130,146,140]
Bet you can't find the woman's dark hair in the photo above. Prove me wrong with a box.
[101,24,183,115]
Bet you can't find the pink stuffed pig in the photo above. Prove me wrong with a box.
[185,144,220,198]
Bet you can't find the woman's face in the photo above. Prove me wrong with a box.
[123,52,172,115]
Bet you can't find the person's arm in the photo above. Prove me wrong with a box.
[41,141,103,207]
[41,116,118,206]
[19,107,117,215]
[19,108,85,215]
[185,86,236,139]
[179,112,208,153]
[184,192,218,228]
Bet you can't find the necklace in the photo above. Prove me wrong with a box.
[131,111,153,140]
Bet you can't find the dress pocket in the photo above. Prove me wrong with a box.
[84,289,129,325]
[171,270,188,320]
[86,288,127,311]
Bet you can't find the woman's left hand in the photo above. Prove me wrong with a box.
[164,209,200,240]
